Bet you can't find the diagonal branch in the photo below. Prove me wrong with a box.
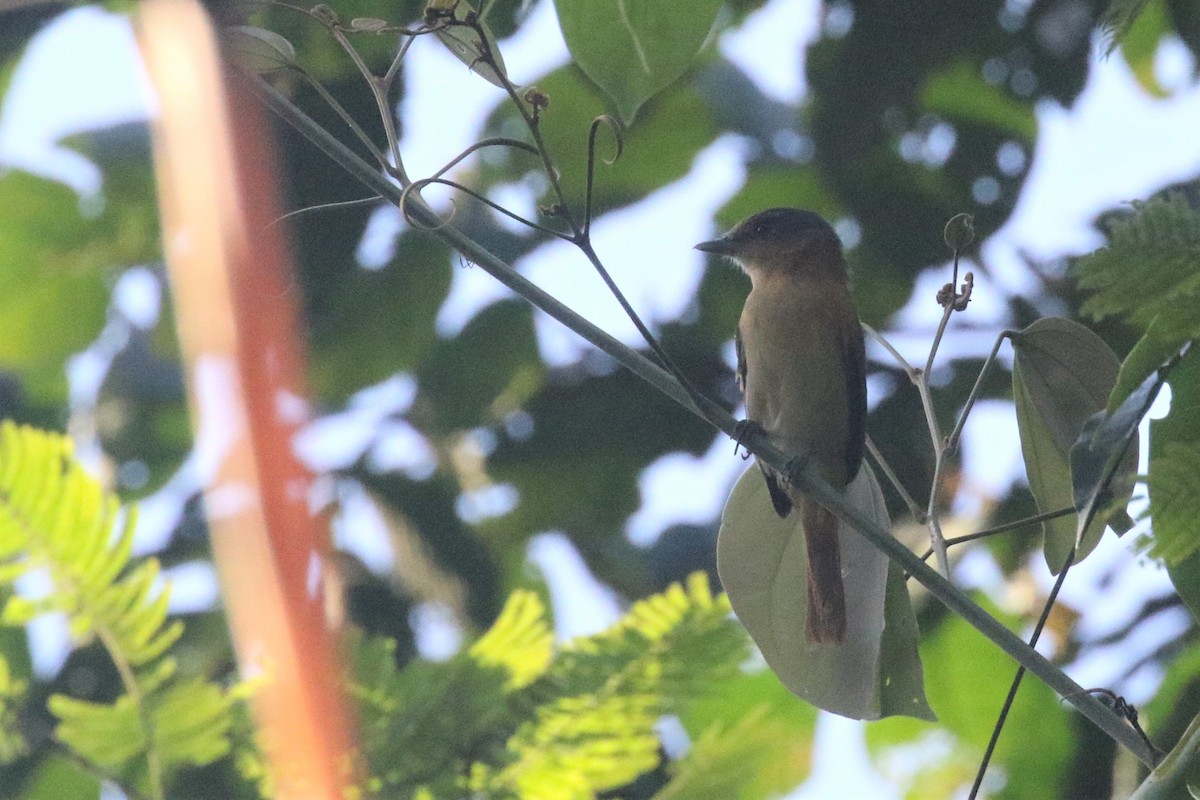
[248,75,1159,770]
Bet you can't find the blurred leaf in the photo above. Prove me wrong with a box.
[1130,711,1200,799]
[1070,361,1171,544]
[1117,0,1171,95]
[479,65,717,216]
[1110,315,1189,412]
[310,230,452,404]
[22,755,100,800]
[653,708,796,800]
[355,469,503,628]
[0,172,110,403]
[224,25,297,72]
[678,669,816,799]
[1168,549,1200,627]
[1011,317,1131,572]
[1101,0,1155,53]
[921,60,1037,142]
[412,299,543,432]
[433,2,510,88]
[1150,346,1200,566]
[717,463,932,720]
[552,0,721,124]
[1077,192,1200,341]
[916,599,1070,800]
[486,360,713,570]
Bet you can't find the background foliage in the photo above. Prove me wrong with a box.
[0,0,1199,797]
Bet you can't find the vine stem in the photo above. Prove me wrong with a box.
[250,74,1159,768]
[969,548,1076,799]
[95,625,165,800]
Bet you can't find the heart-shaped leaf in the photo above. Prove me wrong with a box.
[1010,318,1134,572]
[553,0,721,124]
[717,464,932,720]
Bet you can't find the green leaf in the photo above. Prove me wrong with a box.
[1110,315,1189,413]
[1101,0,1156,54]
[1130,710,1200,799]
[0,422,237,788]
[552,0,721,124]
[479,65,718,215]
[1069,363,1170,543]
[432,1,510,88]
[1011,317,1132,572]
[1167,548,1200,628]
[717,463,932,720]
[1076,192,1200,340]
[920,60,1038,142]
[413,299,543,432]
[1118,0,1171,96]
[223,25,297,72]
[1150,345,1200,567]
[468,589,553,689]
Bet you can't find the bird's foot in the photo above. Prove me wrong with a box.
[732,419,765,460]
[783,453,811,487]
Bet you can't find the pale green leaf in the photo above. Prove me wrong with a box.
[1150,346,1200,567]
[1130,710,1200,799]
[224,25,297,72]
[553,0,721,124]
[717,463,932,720]
[921,60,1037,142]
[1011,317,1133,572]
[1077,193,1200,340]
[432,1,510,88]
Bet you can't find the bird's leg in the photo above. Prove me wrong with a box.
[783,452,812,488]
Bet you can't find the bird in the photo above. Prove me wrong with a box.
[695,208,866,643]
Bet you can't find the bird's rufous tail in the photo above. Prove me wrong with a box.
[801,499,846,643]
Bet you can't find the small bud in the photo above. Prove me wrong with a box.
[350,17,389,32]
[424,0,456,24]
[943,212,974,252]
[523,86,550,111]
[310,4,338,25]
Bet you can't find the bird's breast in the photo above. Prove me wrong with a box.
[739,277,854,483]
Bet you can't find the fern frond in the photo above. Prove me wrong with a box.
[1148,441,1200,564]
[1098,0,1154,53]
[1076,193,1200,339]
[0,656,28,764]
[472,573,748,798]
[549,572,746,709]
[480,693,660,798]
[347,631,516,797]
[469,589,553,690]
[652,706,794,800]
[0,421,236,794]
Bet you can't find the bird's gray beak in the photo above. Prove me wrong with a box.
[694,237,737,256]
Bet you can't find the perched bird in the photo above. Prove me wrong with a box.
[696,208,866,643]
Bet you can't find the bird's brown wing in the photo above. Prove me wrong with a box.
[737,322,793,517]
[841,313,868,483]
[735,324,747,395]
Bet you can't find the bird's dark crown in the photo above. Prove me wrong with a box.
[695,207,844,277]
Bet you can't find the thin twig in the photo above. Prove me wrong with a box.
[862,323,918,379]
[250,76,1159,769]
[269,196,383,227]
[946,330,1014,454]
[917,506,1075,563]
[865,435,925,522]
[401,176,573,239]
[584,115,622,236]
[969,547,1075,799]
